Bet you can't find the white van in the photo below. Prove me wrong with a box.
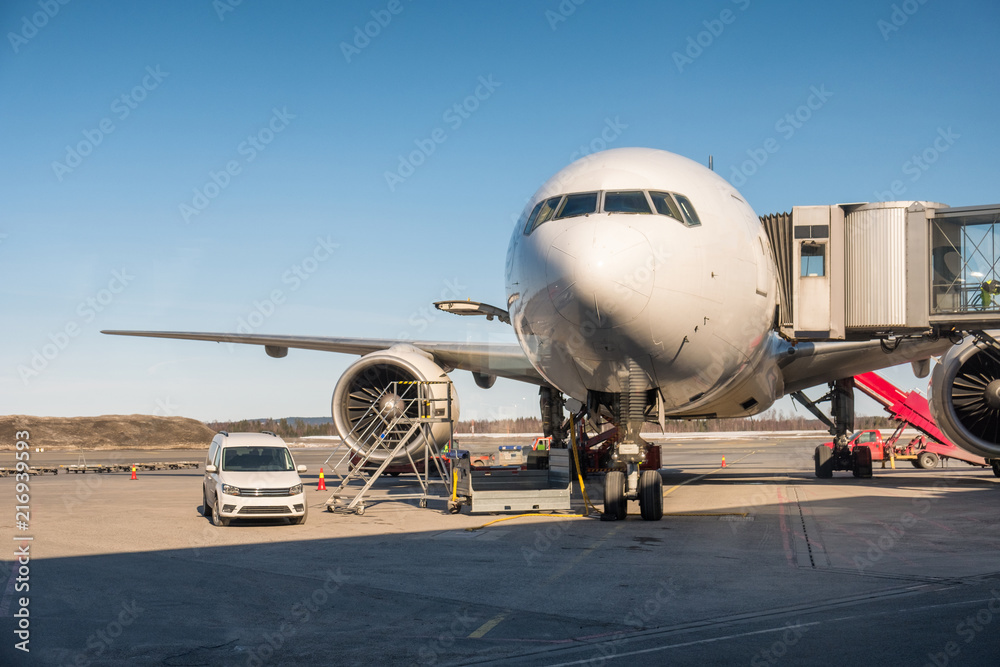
[202,431,308,526]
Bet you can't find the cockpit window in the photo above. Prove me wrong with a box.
[523,189,702,232]
[525,196,563,234]
[603,191,652,214]
[555,192,599,220]
[522,201,543,234]
[648,191,683,221]
[674,194,702,227]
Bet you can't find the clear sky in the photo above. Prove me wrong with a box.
[2,0,999,422]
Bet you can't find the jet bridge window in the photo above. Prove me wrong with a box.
[554,192,599,220]
[604,191,652,214]
[801,242,826,277]
[524,195,564,234]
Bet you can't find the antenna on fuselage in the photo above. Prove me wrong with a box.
[708,155,714,171]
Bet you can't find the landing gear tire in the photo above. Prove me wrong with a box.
[917,451,939,469]
[852,446,873,479]
[603,470,627,520]
[638,470,663,521]
[992,461,1000,478]
[814,445,833,479]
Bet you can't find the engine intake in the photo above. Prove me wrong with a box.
[331,345,458,463]
[929,336,1000,459]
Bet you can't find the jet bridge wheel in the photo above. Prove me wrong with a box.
[603,470,627,520]
[814,445,833,478]
[638,470,663,521]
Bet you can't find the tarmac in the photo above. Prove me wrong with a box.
[2,435,999,666]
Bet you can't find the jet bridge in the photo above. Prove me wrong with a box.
[762,201,1000,341]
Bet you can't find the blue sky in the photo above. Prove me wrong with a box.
[2,0,999,421]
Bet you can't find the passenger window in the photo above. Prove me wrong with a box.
[555,192,599,220]
[649,191,683,221]
[604,191,652,214]
[526,196,564,233]
[674,195,702,226]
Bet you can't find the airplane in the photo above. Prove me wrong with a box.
[104,147,1000,521]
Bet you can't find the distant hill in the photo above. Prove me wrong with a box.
[0,415,217,450]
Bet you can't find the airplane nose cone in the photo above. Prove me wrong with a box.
[546,220,654,328]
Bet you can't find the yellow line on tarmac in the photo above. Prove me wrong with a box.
[468,610,510,638]
[663,450,758,497]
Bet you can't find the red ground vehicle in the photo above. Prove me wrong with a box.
[821,427,987,469]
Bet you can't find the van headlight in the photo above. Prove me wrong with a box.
[222,484,241,496]
[289,484,303,495]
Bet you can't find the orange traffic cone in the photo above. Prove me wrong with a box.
[317,467,326,491]
[130,466,137,480]
[721,456,726,468]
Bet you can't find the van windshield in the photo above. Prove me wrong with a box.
[222,446,295,472]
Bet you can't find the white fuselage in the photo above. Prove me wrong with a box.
[505,148,782,418]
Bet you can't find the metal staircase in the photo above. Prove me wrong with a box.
[324,380,453,515]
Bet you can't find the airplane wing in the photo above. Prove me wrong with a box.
[778,335,954,394]
[100,330,546,385]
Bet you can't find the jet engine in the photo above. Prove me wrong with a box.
[929,336,1000,460]
[331,345,458,463]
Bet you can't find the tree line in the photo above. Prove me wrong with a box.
[206,413,897,438]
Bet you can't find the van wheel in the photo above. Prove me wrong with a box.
[212,496,230,527]
[201,488,211,517]
[291,505,308,525]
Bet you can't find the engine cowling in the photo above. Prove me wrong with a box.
[929,336,1000,460]
[331,345,459,463]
